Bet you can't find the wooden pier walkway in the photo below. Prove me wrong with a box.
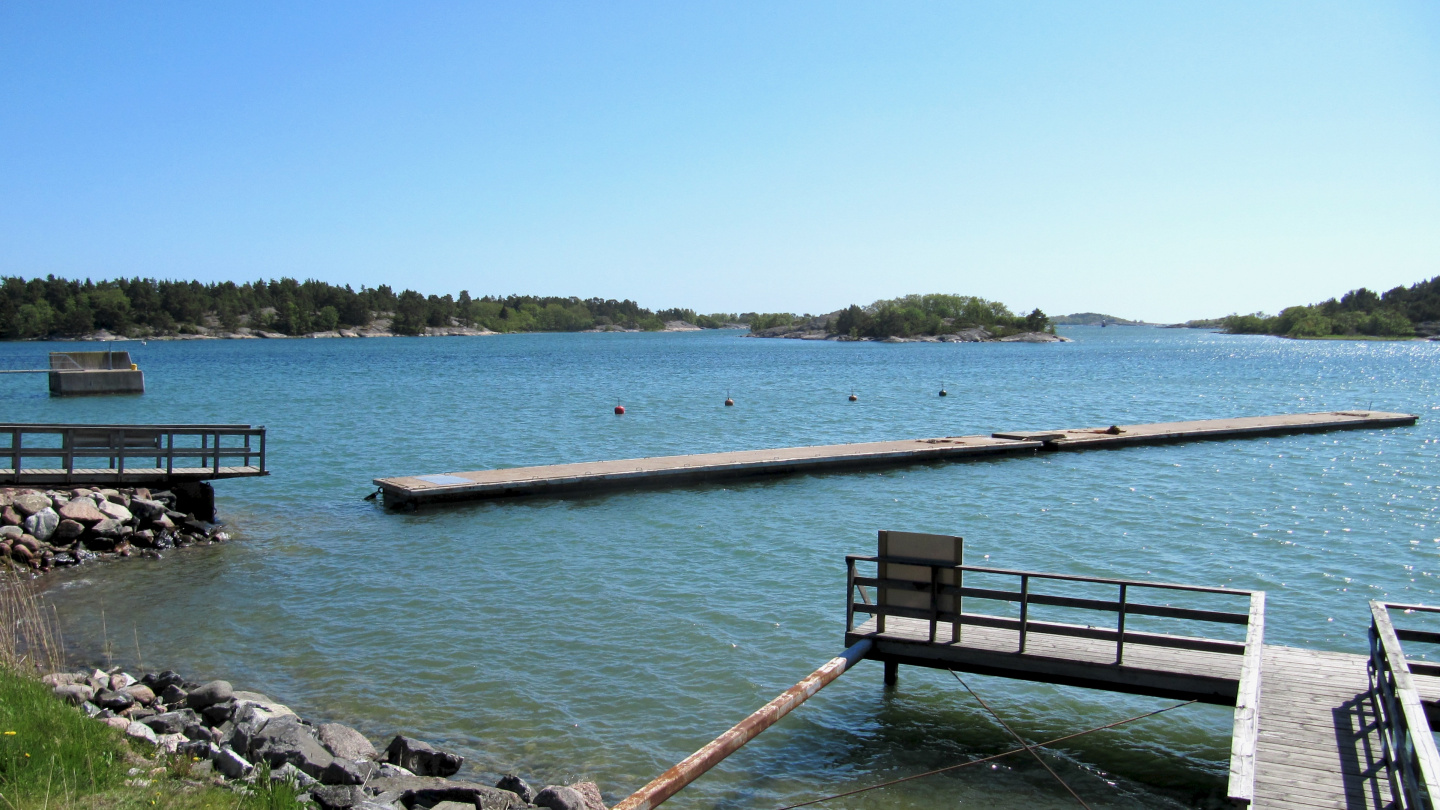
[1,424,268,485]
[836,533,1440,808]
[375,410,1415,508]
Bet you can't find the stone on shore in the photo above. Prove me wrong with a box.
[102,715,131,730]
[0,506,19,526]
[58,498,106,524]
[125,721,158,744]
[158,684,187,706]
[319,757,379,786]
[53,519,84,540]
[53,683,94,705]
[214,747,253,779]
[534,785,588,810]
[97,500,133,522]
[186,680,233,709]
[247,715,334,777]
[0,525,20,540]
[496,774,536,803]
[317,722,377,760]
[569,781,607,810]
[364,777,526,810]
[382,734,464,777]
[142,708,201,734]
[23,508,58,541]
[90,518,127,537]
[12,493,52,517]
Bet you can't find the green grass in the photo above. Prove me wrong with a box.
[0,667,305,809]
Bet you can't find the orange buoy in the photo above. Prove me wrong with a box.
[725,398,734,406]
[615,405,626,415]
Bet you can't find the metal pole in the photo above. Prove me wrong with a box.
[612,640,874,810]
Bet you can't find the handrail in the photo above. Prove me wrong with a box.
[845,555,1264,806]
[1369,601,1440,810]
[1,424,266,483]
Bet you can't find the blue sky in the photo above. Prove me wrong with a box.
[2,2,1437,322]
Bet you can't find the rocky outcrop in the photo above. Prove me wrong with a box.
[0,486,230,575]
[41,664,610,809]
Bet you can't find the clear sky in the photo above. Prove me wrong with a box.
[2,2,1437,322]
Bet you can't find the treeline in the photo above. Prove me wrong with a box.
[0,276,745,338]
[1222,276,1440,338]
[752,294,1050,338]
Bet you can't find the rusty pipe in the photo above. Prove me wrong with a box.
[613,639,874,810]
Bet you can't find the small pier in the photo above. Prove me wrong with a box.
[614,532,1440,810]
[375,410,1416,508]
[1,423,268,486]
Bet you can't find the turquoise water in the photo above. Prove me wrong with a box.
[1,327,1437,809]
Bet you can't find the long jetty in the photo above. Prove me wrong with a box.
[375,410,1416,508]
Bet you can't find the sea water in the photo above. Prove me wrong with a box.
[1,327,1436,808]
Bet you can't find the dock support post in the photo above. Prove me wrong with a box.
[884,660,898,688]
[612,640,873,810]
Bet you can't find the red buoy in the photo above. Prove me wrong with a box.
[614,405,625,415]
[725,398,734,407]
[848,393,858,402]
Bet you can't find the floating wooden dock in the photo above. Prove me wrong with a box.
[0,424,268,485]
[375,410,1416,508]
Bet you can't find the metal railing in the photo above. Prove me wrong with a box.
[0,423,266,482]
[844,555,1265,805]
[1369,601,1440,810]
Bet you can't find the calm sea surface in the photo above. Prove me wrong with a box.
[1,327,1436,809]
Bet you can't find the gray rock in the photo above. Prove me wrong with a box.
[374,763,414,778]
[80,701,101,717]
[124,721,158,744]
[0,526,20,540]
[143,670,185,691]
[159,683,187,707]
[101,715,130,730]
[271,761,319,788]
[496,774,535,803]
[317,722,377,761]
[534,786,588,810]
[186,679,233,709]
[12,493,52,517]
[431,803,477,810]
[177,739,218,761]
[248,715,334,777]
[201,700,234,725]
[122,684,155,705]
[94,689,134,711]
[569,781,607,810]
[53,683,94,705]
[381,734,463,777]
[364,777,526,810]
[142,709,201,734]
[214,747,253,779]
[130,498,167,521]
[22,508,58,542]
[154,732,186,753]
[310,785,368,810]
[319,757,378,786]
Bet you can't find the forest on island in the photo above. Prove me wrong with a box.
[1221,276,1440,338]
[747,294,1051,338]
[0,276,745,339]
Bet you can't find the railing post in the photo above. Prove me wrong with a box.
[1018,574,1030,653]
[213,432,221,475]
[116,429,126,480]
[845,558,856,633]
[166,432,174,475]
[64,427,74,483]
[10,428,20,478]
[1116,583,1128,664]
[259,428,266,473]
[928,565,940,643]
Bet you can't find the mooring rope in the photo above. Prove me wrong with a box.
[773,696,1197,810]
[950,670,1092,809]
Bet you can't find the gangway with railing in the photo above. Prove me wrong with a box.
[0,423,266,485]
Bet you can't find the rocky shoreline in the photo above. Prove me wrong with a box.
[39,319,727,342]
[750,323,1070,343]
[0,486,225,575]
[43,664,605,810]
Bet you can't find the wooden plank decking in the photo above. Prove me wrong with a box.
[375,410,1416,507]
[846,616,1440,809]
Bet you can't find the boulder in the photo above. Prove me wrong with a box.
[186,680,233,709]
[158,684,187,707]
[319,757,379,786]
[381,734,463,777]
[22,508,58,541]
[201,700,234,725]
[534,786,588,810]
[101,715,131,730]
[42,671,87,687]
[90,518,126,537]
[432,803,477,810]
[364,777,526,810]
[58,498,106,524]
[214,747,253,779]
[310,785,369,810]
[0,525,20,540]
[177,739,218,761]
[53,683,94,705]
[143,670,185,691]
[130,498,166,521]
[109,672,136,690]
[122,684,155,705]
[0,507,19,526]
[94,689,134,711]
[247,715,334,777]
[496,774,536,803]
[317,722,377,761]
[97,500,132,522]
[125,721,158,745]
[53,519,84,540]
[154,732,186,753]
[271,761,319,789]
[570,782,607,810]
[142,709,200,735]
[12,493,52,517]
